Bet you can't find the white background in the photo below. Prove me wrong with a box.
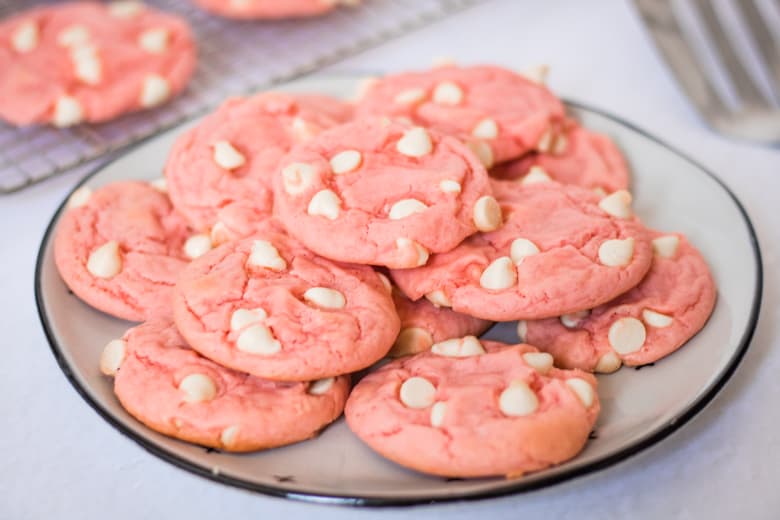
[2,0,779,518]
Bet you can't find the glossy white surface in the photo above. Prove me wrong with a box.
[2,1,778,518]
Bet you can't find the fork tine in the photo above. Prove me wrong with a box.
[634,0,728,117]
[734,0,780,101]
[693,0,769,108]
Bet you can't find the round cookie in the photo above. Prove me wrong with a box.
[173,220,400,381]
[356,65,566,166]
[345,337,599,478]
[491,122,630,194]
[54,180,197,322]
[165,92,353,235]
[191,0,354,19]
[272,118,497,268]
[0,1,195,127]
[103,319,350,452]
[522,231,716,372]
[388,285,492,357]
[391,180,653,321]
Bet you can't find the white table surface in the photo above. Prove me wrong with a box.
[3,0,779,518]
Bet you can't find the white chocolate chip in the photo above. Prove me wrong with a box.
[388,198,428,220]
[520,64,549,85]
[522,352,553,374]
[309,377,335,395]
[430,336,485,357]
[291,116,316,141]
[67,186,92,208]
[598,237,635,267]
[230,308,267,331]
[608,317,647,354]
[432,81,463,105]
[595,352,622,373]
[498,381,539,416]
[179,373,217,403]
[479,256,517,290]
[439,179,461,193]
[236,324,281,355]
[99,339,126,375]
[466,140,494,168]
[430,401,447,427]
[652,235,680,258]
[516,320,528,342]
[87,241,122,279]
[394,88,426,105]
[377,273,392,293]
[329,150,362,174]
[472,195,502,232]
[138,28,169,54]
[183,234,212,259]
[472,118,498,139]
[510,238,540,264]
[399,376,436,409]
[355,76,377,100]
[521,166,552,185]
[52,96,84,127]
[593,187,608,198]
[150,177,167,193]
[209,222,231,246]
[396,238,429,267]
[303,287,346,309]
[71,45,101,85]
[642,309,674,328]
[11,21,38,53]
[553,132,568,155]
[108,1,144,17]
[57,25,90,47]
[220,425,239,447]
[425,290,451,308]
[392,327,434,356]
[560,310,590,329]
[598,190,633,219]
[536,127,554,153]
[307,189,341,220]
[212,140,246,170]
[396,127,433,158]
[140,75,170,108]
[566,378,595,407]
[281,162,317,195]
[247,240,286,271]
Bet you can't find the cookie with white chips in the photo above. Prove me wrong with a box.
[391,179,653,321]
[521,231,716,372]
[173,220,400,381]
[54,180,197,321]
[345,336,599,478]
[103,319,350,452]
[0,1,195,127]
[272,118,498,269]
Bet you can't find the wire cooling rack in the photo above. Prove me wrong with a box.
[0,0,481,193]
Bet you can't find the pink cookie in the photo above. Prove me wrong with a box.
[272,118,497,269]
[356,65,566,166]
[173,220,400,381]
[345,337,599,478]
[388,285,492,357]
[103,319,350,452]
[191,0,351,19]
[391,180,653,321]
[491,122,630,194]
[0,1,195,127]
[54,181,196,322]
[522,231,716,372]
[165,92,353,235]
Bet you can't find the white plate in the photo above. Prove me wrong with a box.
[35,75,762,506]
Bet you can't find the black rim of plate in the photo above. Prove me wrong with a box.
[34,99,763,507]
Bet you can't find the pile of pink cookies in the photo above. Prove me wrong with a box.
[53,64,717,479]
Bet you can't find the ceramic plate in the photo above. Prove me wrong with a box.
[35,75,762,506]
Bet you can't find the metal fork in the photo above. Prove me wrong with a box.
[634,0,780,144]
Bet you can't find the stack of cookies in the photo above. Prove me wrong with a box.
[53,64,716,479]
